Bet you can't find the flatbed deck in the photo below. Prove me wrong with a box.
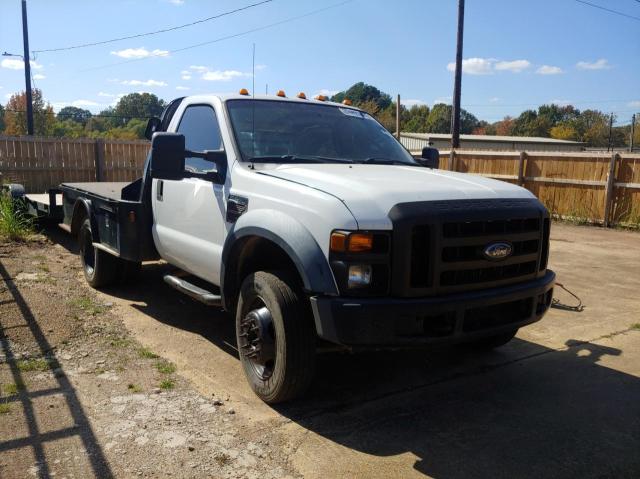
[60,182,131,201]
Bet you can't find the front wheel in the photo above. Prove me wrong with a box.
[236,271,316,404]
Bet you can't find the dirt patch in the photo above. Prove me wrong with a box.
[0,239,299,479]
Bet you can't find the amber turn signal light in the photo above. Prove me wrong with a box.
[348,233,373,252]
[330,232,374,253]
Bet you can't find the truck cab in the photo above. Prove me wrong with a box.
[56,92,555,403]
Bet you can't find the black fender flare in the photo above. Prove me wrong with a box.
[220,209,338,310]
[70,198,100,242]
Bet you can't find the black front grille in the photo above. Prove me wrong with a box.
[392,199,549,297]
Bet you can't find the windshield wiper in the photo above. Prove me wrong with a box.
[359,157,420,166]
[247,155,353,164]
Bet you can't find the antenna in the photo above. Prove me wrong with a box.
[252,43,255,98]
[251,43,256,168]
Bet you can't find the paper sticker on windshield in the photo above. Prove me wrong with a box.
[339,108,364,118]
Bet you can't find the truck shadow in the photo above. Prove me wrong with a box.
[41,225,640,477]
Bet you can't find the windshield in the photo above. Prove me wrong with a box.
[226,100,417,165]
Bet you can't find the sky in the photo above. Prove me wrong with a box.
[0,0,638,126]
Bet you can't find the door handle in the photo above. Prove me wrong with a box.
[157,180,164,201]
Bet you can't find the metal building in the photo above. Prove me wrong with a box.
[399,133,585,152]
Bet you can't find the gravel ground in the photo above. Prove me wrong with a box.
[0,238,299,479]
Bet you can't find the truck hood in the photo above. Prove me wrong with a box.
[257,163,536,229]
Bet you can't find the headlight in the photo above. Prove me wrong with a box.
[347,265,372,288]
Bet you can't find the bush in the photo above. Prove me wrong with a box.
[0,193,34,242]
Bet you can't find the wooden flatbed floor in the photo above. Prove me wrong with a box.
[60,182,131,201]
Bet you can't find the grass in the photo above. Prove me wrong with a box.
[4,382,26,395]
[0,194,33,242]
[69,296,110,316]
[109,337,132,348]
[17,357,53,372]
[138,347,159,359]
[159,379,175,390]
[127,383,142,393]
[155,360,176,374]
[0,403,10,414]
[214,453,231,466]
[631,323,640,331]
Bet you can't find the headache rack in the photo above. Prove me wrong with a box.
[390,198,550,297]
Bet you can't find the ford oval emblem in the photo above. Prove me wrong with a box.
[483,242,513,261]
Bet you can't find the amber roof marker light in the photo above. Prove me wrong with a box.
[342,98,352,105]
[239,88,250,95]
[314,94,327,101]
[277,90,286,97]
[297,92,307,99]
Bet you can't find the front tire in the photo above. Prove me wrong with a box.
[79,218,119,288]
[236,271,316,404]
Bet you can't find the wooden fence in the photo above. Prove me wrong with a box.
[1,136,639,227]
[433,150,640,227]
[0,136,149,193]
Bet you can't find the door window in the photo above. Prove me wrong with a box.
[177,105,223,173]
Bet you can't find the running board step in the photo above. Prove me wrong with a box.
[163,275,222,306]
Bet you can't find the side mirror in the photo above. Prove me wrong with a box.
[419,146,440,169]
[144,117,161,141]
[149,133,185,180]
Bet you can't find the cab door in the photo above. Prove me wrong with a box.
[152,103,228,284]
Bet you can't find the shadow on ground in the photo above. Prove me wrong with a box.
[41,224,640,478]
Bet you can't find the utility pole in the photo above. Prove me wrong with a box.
[630,113,636,153]
[607,113,613,152]
[396,94,401,140]
[22,0,34,136]
[450,0,465,149]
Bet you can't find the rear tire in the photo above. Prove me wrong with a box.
[466,329,518,350]
[236,271,316,404]
[79,218,119,288]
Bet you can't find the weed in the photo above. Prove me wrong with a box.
[214,453,231,466]
[69,296,109,316]
[155,360,176,374]
[0,194,33,242]
[37,264,50,273]
[96,368,106,375]
[4,382,26,395]
[17,358,51,372]
[138,348,159,359]
[127,383,142,393]
[109,337,132,348]
[34,273,56,285]
[631,323,640,331]
[0,403,10,414]
[159,379,174,390]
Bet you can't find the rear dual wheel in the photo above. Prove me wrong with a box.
[78,218,140,288]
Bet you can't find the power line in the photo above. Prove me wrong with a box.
[573,0,640,21]
[6,109,154,119]
[32,0,273,53]
[79,0,353,72]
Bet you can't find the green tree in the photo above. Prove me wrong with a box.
[550,123,579,141]
[0,104,5,132]
[112,93,165,127]
[403,105,430,132]
[3,89,55,136]
[51,119,85,138]
[424,103,479,134]
[57,106,92,125]
[331,82,392,112]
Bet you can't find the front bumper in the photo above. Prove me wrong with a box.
[311,270,555,347]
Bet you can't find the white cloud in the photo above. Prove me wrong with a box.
[317,89,339,97]
[536,65,563,75]
[494,59,531,73]
[401,99,427,107]
[447,57,494,75]
[189,65,209,72]
[434,96,452,104]
[489,97,500,103]
[576,58,611,70]
[33,73,46,80]
[181,70,192,80]
[98,92,115,97]
[255,64,267,71]
[1,58,43,70]
[176,86,190,91]
[628,100,640,108]
[111,48,169,59]
[4,93,12,99]
[121,79,167,87]
[168,0,184,4]
[72,99,100,107]
[549,99,571,106]
[202,70,249,81]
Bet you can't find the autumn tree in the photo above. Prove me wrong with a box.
[57,106,92,125]
[3,89,55,136]
[0,104,5,132]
